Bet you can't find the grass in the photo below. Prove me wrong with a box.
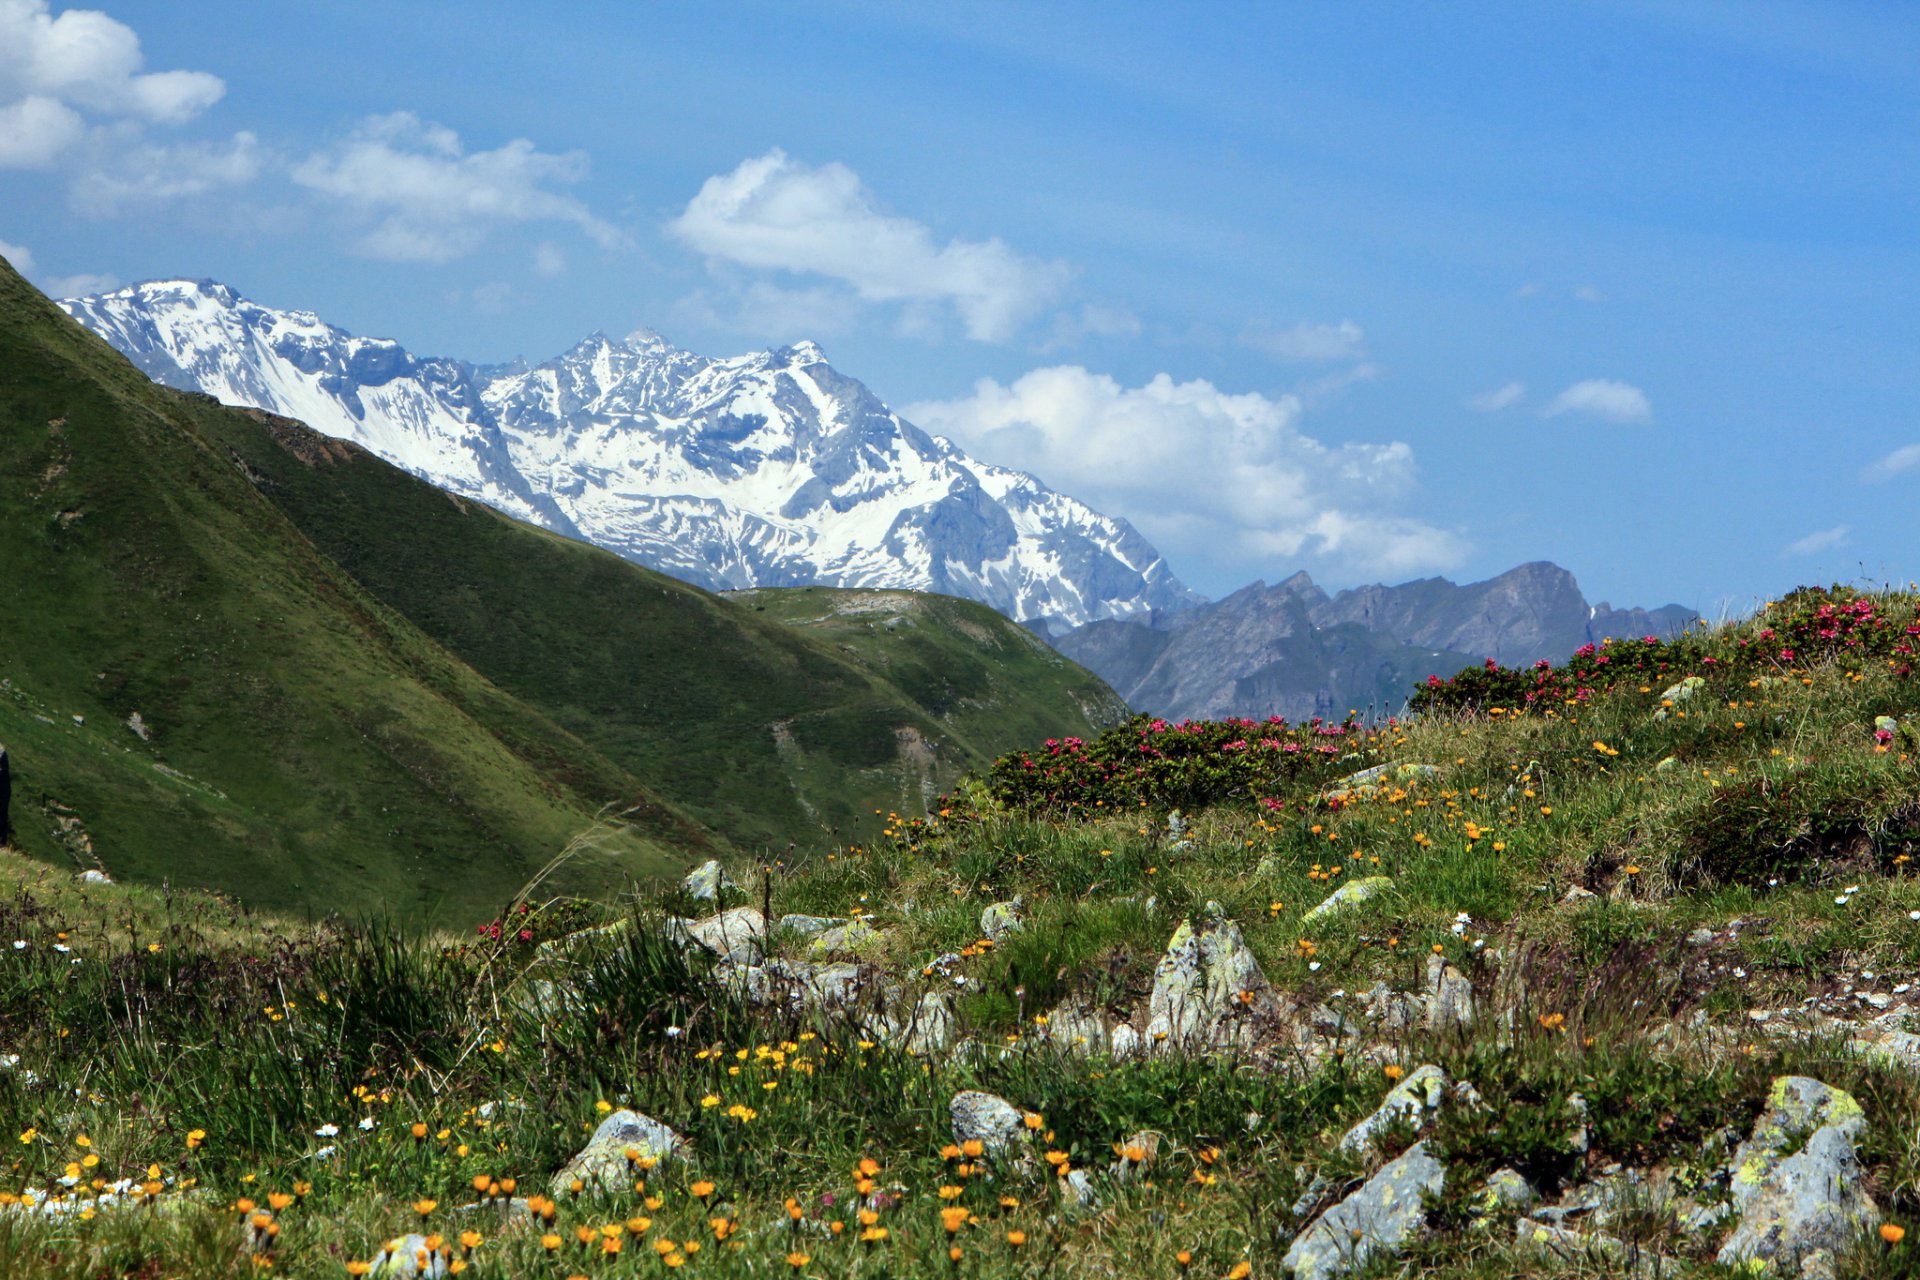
[0,257,1126,918]
[4,588,1920,1275]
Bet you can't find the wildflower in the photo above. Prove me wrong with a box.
[540,1234,561,1252]
[1884,1223,1907,1244]
[413,1199,437,1217]
[1383,1064,1405,1081]
[186,1129,206,1150]
[787,1253,811,1268]
[1228,1264,1252,1279]
[1007,1230,1027,1247]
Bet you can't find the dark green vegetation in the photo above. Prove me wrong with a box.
[4,588,1919,1276]
[0,258,1124,916]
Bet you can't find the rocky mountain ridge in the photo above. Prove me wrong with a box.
[59,279,1198,630]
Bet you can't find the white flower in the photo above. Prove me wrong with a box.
[1835,895,1851,906]
[665,1025,683,1038]
[10,940,23,950]
[357,1116,375,1131]
[1307,961,1322,972]
[1909,910,1920,922]
[52,944,70,953]
[314,1123,339,1138]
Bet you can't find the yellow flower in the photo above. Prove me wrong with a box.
[1228,1263,1252,1279]
[1007,1230,1027,1247]
[186,1129,207,1150]
[412,1199,437,1217]
[787,1252,811,1268]
[700,1095,720,1108]
[691,1180,716,1200]
[595,1100,612,1114]
[540,1234,561,1252]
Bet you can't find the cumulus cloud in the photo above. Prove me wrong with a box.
[0,236,33,272]
[1862,443,1920,483]
[45,269,114,296]
[1544,378,1652,424]
[292,113,622,263]
[69,130,260,212]
[907,366,1466,580]
[1242,319,1367,363]
[0,0,223,168]
[668,149,1070,342]
[1782,526,1849,558]
[1467,381,1525,412]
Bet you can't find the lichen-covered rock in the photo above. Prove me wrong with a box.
[1144,910,1270,1052]
[667,907,764,966]
[1716,1076,1879,1278]
[1336,1065,1448,1157]
[1283,1141,1444,1280]
[1474,1168,1535,1215]
[776,914,845,937]
[806,918,886,959]
[1515,1219,1678,1275]
[950,1090,1027,1156]
[1042,999,1114,1056]
[1319,762,1438,805]
[551,1111,686,1196]
[1301,876,1393,925]
[726,959,866,1011]
[866,991,955,1056]
[682,859,738,903]
[979,898,1026,941]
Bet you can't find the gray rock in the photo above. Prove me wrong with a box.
[367,1233,449,1277]
[1109,1023,1142,1059]
[726,959,866,1011]
[1474,1168,1536,1214]
[979,897,1026,941]
[1283,1141,1445,1280]
[1063,1168,1099,1207]
[776,914,845,937]
[1716,1076,1880,1278]
[682,859,738,903]
[1514,1219,1678,1275]
[1301,876,1394,925]
[1042,999,1114,1056]
[667,907,765,966]
[806,918,885,958]
[867,991,955,1056]
[1110,1131,1163,1183]
[1336,1065,1448,1157]
[950,1090,1027,1156]
[77,869,111,885]
[1424,953,1473,1031]
[551,1110,687,1196]
[1562,884,1598,903]
[1144,913,1270,1051]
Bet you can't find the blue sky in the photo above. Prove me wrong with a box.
[3,1,1917,615]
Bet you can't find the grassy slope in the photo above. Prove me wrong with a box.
[193,409,1127,853]
[0,257,707,919]
[4,593,1920,1278]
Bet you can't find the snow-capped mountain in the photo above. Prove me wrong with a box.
[62,280,1198,628]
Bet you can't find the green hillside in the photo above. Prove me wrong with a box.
[0,256,710,919]
[190,410,1128,853]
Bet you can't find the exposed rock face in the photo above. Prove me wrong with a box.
[682,860,738,904]
[551,1111,686,1196]
[1716,1076,1880,1278]
[1283,1141,1445,1280]
[666,907,765,966]
[1055,562,1695,721]
[979,898,1025,941]
[1301,877,1393,925]
[366,1232,449,1277]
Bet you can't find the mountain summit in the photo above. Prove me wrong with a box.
[61,281,1198,630]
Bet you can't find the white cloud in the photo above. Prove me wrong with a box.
[292,113,622,263]
[70,130,260,213]
[1782,526,1849,557]
[0,236,33,272]
[1573,284,1605,303]
[1467,381,1524,412]
[0,0,223,168]
[1242,319,1367,363]
[1544,378,1652,424]
[1862,443,1920,483]
[45,269,114,296]
[532,241,566,278]
[908,366,1466,580]
[668,148,1069,342]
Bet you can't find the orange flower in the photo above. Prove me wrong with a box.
[1885,1223,1908,1244]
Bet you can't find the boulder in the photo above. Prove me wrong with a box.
[1042,999,1114,1056]
[805,918,886,959]
[1301,877,1393,925]
[682,859,739,903]
[667,907,765,966]
[1475,1168,1535,1214]
[1144,909,1270,1052]
[1716,1076,1879,1278]
[726,959,867,1012]
[979,898,1026,941]
[551,1110,687,1197]
[776,914,845,937]
[866,992,956,1056]
[1336,1065,1448,1157]
[1319,762,1438,805]
[1283,1141,1444,1280]
[1424,953,1473,1031]
[1515,1219,1678,1275]
[950,1091,1026,1156]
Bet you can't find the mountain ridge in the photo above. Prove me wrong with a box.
[60,278,1200,630]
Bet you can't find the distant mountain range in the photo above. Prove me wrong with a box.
[1,257,1123,915]
[1054,562,1698,722]
[60,280,1197,631]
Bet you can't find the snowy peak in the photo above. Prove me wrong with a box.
[63,280,1199,629]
